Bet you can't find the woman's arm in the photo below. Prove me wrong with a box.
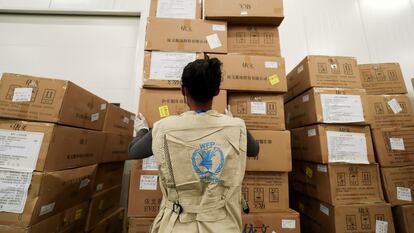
[128,129,154,160]
[246,130,259,157]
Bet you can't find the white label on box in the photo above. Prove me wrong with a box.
[320,204,329,216]
[79,178,90,189]
[375,220,388,233]
[317,165,327,173]
[140,175,158,190]
[156,0,196,19]
[212,24,226,31]
[206,34,222,49]
[150,51,197,81]
[397,187,412,201]
[326,131,369,164]
[0,129,44,171]
[123,117,130,124]
[91,113,99,122]
[250,102,267,115]
[265,61,278,69]
[100,103,107,110]
[0,169,32,213]
[302,95,309,103]
[96,183,103,192]
[39,202,55,216]
[389,138,405,151]
[387,98,403,114]
[142,156,158,171]
[297,65,304,74]
[320,94,365,123]
[281,219,296,229]
[308,128,316,137]
[240,11,248,15]
[12,88,33,102]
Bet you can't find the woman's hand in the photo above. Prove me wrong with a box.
[134,113,149,132]
[224,105,233,117]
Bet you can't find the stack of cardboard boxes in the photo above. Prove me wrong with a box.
[285,56,397,233]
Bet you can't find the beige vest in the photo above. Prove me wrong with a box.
[150,110,247,233]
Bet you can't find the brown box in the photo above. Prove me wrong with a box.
[371,127,414,167]
[85,185,122,231]
[291,161,384,205]
[204,0,284,26]
[128,218,154,233]
[93,162,124,194]
[381,166,414,206]
[102,104,135,136]
[149,0,201,19]
[209,54,286,92]
[0,165,96,227]
[247,130,291,172]
[228,93,284,130]
[228,25,281,56]
[0,73,108,130]
[285,56,362,102]
[366,94,414,129]
[393,205,414,233]
[145,18,227,53]
[89,208,124,233]
[291,124,375,164]
[359,63,407,95]
[242,172,289,213]
[0,119,105,171]
[242,210,300,233]
[284,88,368,129]
[139,88,227,127]
[101,133,132,163]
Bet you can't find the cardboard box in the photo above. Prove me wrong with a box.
[380,166,414,206]
[85,185,122,231]
[293,192,395,233]
[242,210,300,233]
[359,63,407,95]
[139,88,227,127]
[393,205,414,233]
[89,208,124,233]
[128,218,154,233]
[284,88,368,129]
[101,133,132,163]
[228,93,284,130]
[291,161,384,205]
[102,104,135,136]
[228,25,281,56]
[209,54,286,92]
[371,127,414,167]
[0,165,97,227]
[242,172,289,213]
[285,56,362,102]
[247,130,291,172]
[0,73,108,130]
[149,0,201,19]
[145,18,227,53]
[366,94,414,129]
[93,162,124,194]
[291,124,375,164]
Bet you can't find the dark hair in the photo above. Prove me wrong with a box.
[181,56,222,103]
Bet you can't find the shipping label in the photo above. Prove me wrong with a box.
[150,52,196,81]
[142,156,158,171]
[156,0,196,19]
[320,94,364,123]
[140,175,158,190]
[326,131,369,164]
[0,169,32,213]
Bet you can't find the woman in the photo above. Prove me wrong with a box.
[129,56,259,233]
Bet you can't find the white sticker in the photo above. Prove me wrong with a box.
[0,129,44,171]
[308,128,316,137]
[265,61,279,69]
[140,175,158,190]
[150,51,197,81]
[375,220,388,233]
[12,88,33,102]
[302,95,309,103]
[317,165,327,173]
[142,156,158,171]
[297,65,304,74]
[100,103,107,110]
[326,131,369,164]
[241,11,248,15]
[387,98,403,114]
[250,102,267,115]
[79,178,90,189]
[0,169,32,213]
[320,204,329,216]
[397,187,412,201]
[91,113,99,122]
[389,138,405,151]
[320,94,365,123]
[206,34,222,49]
[281,219,296,229]
[96,183,103,192]
[156,0,196,19]
[212,24,226,31]
[123,117,130,124]
[39,202,55,216]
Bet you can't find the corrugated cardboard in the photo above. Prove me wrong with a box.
[366,94,414,129]
[228,93,284,130]
[149,0,201,19]
[102,104,135,136]
[204,0,284,26]
[227,25,281,56]
[145,18,227,53]
[209,54,286,92]
[291,161,384,205]
[380,166,414,206]
[393,205,414,233]
[139,88,227,128]
[284,88,368,129]
[285,56,362,102]
[85,185,122,231]
[247,130,291,172]
[0,73,108,130]
[242,172,289,213]
[0,165,97,227]
[128,218,154,233]
[93,162,124,194]
[89,208,124,233]
[242,210,300,233]
[101,133,132,163]
[291,124,375,164]
[359,63,407,95]
[371,127,414,167]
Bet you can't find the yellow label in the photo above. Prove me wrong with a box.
[298,203,305,213]
[159,105,170,118]
[268,74,280,85]
[305,167,313,178]
[74,209,82,220]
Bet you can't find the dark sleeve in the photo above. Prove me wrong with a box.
[246,130,259,157]
[128,128,154,160]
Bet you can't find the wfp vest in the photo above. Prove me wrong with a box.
[150,110,247,233]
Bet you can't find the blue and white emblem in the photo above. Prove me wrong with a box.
[191,142,224,183]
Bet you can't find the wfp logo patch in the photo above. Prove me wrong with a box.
[191,142,224,183]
